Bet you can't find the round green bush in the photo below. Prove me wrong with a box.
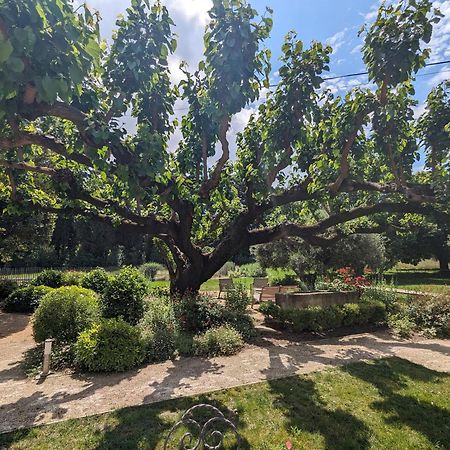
[0,280,18,305]
[193,325,244,357]
[81,268,110,294]
[33,286,100,343]
[102,267,148,325]
[63,271,83,286]
[138,297,177,362]
[75,318,144,372]
[2,285,53,313]
[33,269,64,288]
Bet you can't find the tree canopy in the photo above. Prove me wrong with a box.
[0,0,448,292]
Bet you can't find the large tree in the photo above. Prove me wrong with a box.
[0,0,448,293]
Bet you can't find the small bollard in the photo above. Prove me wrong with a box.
[42,338,54,377]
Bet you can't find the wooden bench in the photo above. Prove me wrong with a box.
[252,284,298,306]
[218,278,233,298]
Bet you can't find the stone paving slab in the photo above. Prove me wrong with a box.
[0,313,449,434]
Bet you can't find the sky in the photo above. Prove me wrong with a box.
[83,0,450,158]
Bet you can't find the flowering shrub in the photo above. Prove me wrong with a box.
[334,267,370,289]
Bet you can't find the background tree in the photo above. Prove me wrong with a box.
[385,214,449,272]
[0,0,448,293]
[255,234,390,284]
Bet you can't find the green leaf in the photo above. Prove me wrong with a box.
[41,75,59,102]
[0,39,13,63]
[8,57,25,73]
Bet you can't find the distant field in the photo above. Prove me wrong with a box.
[392,259,441,271]
[382,271,450,295]
[149,277,253,293]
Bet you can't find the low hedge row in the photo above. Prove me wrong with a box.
[260,299,386,332]
[2,285,53,313]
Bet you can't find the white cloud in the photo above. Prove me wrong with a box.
[413,102,426,119]
[350,43,362,55]
[325,29,348,54]
[322,74,371,95]
[429,1,450,62]
[363,9,378,22]
[165,0,211,27]
[428,66,450,86]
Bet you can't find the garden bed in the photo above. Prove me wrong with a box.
[275,290,360,310]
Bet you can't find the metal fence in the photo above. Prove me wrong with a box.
[0,267,119,285]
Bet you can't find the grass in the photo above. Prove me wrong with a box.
[148,277,253,292]
[381,271,450,295]
[393,259,440,271]
[1,357,449,450]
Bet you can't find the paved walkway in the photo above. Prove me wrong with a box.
[0,313,449,434]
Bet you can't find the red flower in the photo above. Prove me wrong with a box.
[285,441,293,449]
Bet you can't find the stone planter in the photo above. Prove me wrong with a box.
[275,290,360,310]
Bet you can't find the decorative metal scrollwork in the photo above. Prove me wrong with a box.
[164,404,241,449]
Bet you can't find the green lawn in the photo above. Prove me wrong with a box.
[382,271,450,295]
[2,358,449,449]
[148,277,253,292]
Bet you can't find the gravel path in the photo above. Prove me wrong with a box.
[0,312,449,434]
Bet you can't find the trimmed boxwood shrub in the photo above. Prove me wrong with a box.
[193,325,244,357]
[2,285,53,313]
[102,267,148,325]
[33,286,100,343]
[75,318,144,372]
[81,268,110,294]
[261,300,386,333]
[138,297,177,362]
[33,269,65,288]
[63,271,83,286]
[0,280,18,305]
[341,303,361,327]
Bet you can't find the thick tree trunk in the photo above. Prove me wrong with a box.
[169,268,204,296]
[438,254,449,273]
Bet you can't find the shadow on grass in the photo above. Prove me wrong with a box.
[266,376,371,450]
[0,395,248,450]
[344,357,450,448]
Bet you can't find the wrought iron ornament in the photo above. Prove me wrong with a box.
[164,404,241,449]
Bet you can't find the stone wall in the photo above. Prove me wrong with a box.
[275,291,360,310]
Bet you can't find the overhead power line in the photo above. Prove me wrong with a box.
[119,58,450,115]
[269,59,450,86]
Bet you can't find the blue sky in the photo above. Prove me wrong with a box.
[251,0,449,104]
[86,0,450,155]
